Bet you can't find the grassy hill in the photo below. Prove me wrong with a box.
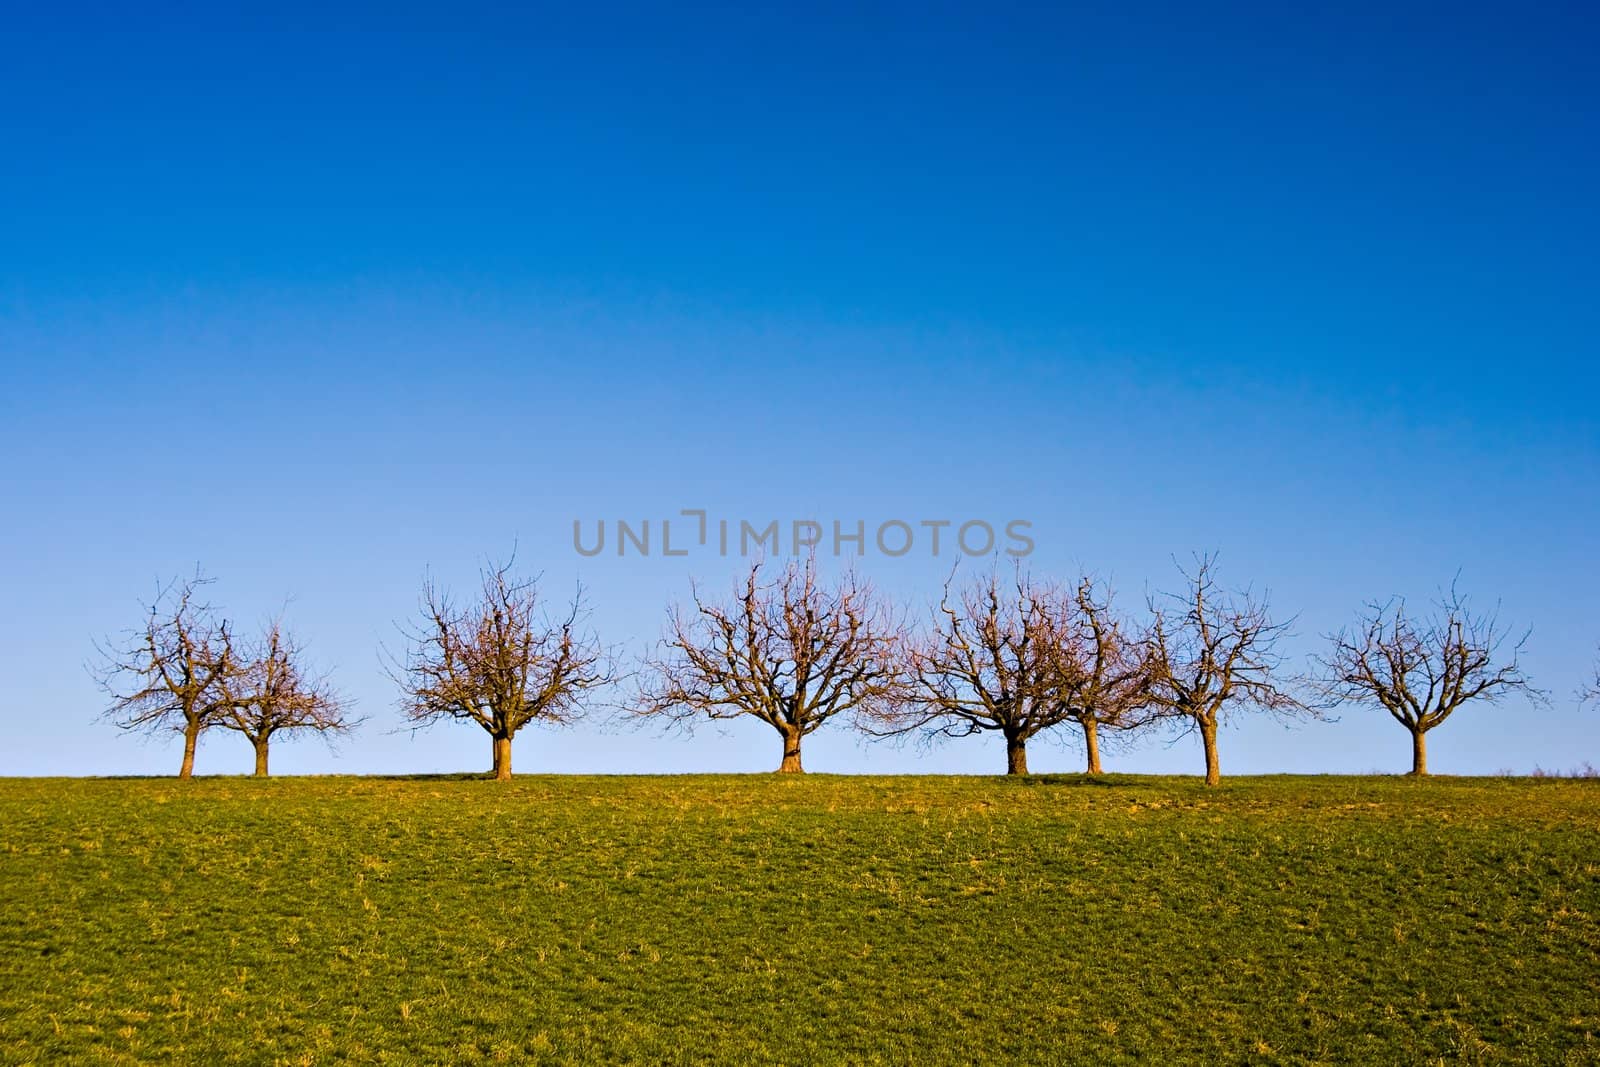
[1,774,1596,1064]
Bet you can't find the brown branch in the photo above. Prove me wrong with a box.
[637,555,899,773]
[1318,580,1545,773]
[1144,554,1309,785]
[218,618,358,774]
[389,557,612,778]
[92,570,243,778]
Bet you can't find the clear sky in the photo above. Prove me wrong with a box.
[2,2,1596,777]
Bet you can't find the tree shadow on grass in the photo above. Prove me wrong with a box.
[365,772,502,781]
[1018,773,1129,788]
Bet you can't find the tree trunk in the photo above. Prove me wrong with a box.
[1005,734,1029,775]
[178,721,199,779]
[492,735,513,780]
[253,738,270,778]
[1082,718,1102,775]
[777,727,803,773]
[1200,718,1220,787]
[1409,728,1428,776]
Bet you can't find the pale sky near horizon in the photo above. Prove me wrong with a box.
[2,2,1596,777]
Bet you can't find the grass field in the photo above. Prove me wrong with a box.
[1,775,1597,1064]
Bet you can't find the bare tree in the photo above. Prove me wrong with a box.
[94,572,241,778]
[392,559,610,779]
[640,556,898,773]
[1145,555,1307,786]
[1049,578,1155,775]
[868,567,1080,775]
[1320,586,1542,775]
[221,619,356,776]
[1580,649,1600,710]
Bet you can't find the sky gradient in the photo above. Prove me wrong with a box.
[2,2,1596,777]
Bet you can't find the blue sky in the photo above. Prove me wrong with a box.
[1,2,1596,777]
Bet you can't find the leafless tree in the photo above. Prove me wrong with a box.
[1320,585,1542,775]
[94,572,241,778]
[1048,578,1155,775]
[639,556,899,773]
[868,567,1093,775]
[1580,649,1600,710]
[221,619,356,776]
[1145,555,1307,786]
[391,559,610,779]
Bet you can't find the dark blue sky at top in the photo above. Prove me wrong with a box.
[1,2,1596,776]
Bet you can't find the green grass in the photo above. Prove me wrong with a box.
[1,775,1597,1064]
